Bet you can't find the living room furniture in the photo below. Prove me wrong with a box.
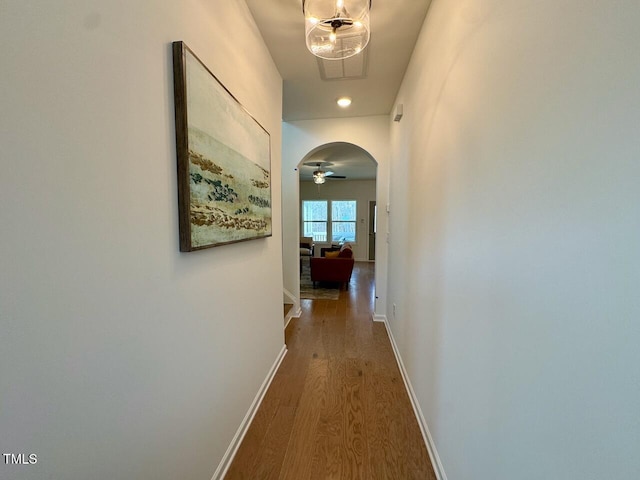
[300,237,315,270]
[320,240,346,257]
[310,246,355,290]
[320,246,340,257]
[300,237,315,257]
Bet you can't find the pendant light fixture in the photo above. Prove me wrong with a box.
[303,0,371,60]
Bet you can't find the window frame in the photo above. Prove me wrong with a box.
[301,199,357,244]
[301,200,328,242]
[330,200,357,244]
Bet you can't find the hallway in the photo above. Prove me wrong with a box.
[226,263,436,479]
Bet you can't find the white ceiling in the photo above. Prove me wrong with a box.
[245,0,432,122]
[297,142,377,181]
[246,0,431,180]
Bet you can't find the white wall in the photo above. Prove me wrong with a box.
[0,1,283,479]
[300,180,376,261]
[388,1,640,479]
[282,116,390,318]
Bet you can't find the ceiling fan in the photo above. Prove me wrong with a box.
[303,161,346,184]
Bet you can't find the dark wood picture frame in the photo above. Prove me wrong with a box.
[172,41,272,251]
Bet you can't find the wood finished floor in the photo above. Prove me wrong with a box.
[226,262,436,480]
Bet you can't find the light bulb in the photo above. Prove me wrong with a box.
[336,0,344,9]
[337,97,352,108]
[330,31,337,43]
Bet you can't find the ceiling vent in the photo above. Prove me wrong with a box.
[317,47,369,81]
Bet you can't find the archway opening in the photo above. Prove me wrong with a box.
[287,142,378,318]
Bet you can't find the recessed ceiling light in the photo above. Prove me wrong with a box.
[337,97,352,108]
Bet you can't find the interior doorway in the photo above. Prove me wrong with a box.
[282,140,385,328]
[295,143,378,298]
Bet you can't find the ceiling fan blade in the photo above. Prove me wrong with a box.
[327,175,346,179]
[303,161,334,168]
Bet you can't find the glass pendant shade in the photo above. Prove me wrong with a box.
[303,0,371,60]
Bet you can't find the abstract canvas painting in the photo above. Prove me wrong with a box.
[172,41,272,251]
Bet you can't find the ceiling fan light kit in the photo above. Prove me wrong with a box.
[313,171,327,184]
[303,0,371,60]
[305,161,348,184]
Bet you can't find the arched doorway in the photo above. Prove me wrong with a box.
[283,141,380,327]
[280,117,391,327]
[298,142,377,261]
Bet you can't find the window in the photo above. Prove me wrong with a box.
[331,200,356,242]
[302,200,357,243]
[302,200,328,242]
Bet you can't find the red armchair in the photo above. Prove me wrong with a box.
[310,247,355,290]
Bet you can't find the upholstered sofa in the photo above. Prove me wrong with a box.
[310,245,355,290]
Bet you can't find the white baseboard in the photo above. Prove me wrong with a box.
[283,288,302,329]
[382,321,448,480]
[283,287,297,305]
[284,305,302,329]
[212,345,288,480]
[372,313,387,323]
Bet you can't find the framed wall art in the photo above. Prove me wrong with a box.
[172,41,272,251]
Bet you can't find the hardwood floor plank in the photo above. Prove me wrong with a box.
[310,435,343,480]
[341,373,368,479]
[316,357,344,437]
[365,373,398,479]
[250,405,297,480]
[225,263,436,479]
[279,358,329,480]
[224,384,280,479]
